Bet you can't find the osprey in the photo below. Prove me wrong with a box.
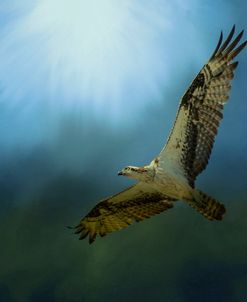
[71,26,246,244]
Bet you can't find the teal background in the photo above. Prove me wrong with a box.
[0,1,247,301]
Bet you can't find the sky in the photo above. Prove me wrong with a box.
[0,1,247,301]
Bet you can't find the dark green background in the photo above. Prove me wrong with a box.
[0,1,247,301]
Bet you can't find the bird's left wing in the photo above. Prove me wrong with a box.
[158,26,246,187]
[72,183,175,244]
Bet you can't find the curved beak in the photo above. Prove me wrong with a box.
[118,171,123,176]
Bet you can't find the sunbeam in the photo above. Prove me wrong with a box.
[0,0,170,119]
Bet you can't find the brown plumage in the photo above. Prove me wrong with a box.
[161,25,247,187]
[70,26,246,244]
[73,183,175,244]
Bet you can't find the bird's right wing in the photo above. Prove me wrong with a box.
[72,183,175,244]
[157,26,246,187]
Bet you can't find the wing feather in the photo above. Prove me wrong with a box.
[72,183,175,243]
[218,25,235,53]
[159,26,246,187]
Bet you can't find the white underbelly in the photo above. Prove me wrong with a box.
[153,168,193,200]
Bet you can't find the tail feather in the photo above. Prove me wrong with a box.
[187,190,226,220]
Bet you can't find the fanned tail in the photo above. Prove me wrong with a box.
[187,189,226,220]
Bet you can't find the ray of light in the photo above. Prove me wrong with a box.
[0,0,170,120]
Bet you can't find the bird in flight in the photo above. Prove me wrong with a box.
[71,26,246,244]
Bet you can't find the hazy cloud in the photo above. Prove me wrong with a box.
[0,1,247,301]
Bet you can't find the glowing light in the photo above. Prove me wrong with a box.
[0,0,170,119]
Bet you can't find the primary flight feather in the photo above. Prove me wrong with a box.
[71,26,246,244]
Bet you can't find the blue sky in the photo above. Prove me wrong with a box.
[0,1,247,301]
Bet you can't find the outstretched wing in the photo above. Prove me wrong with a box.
[159,26,246,187]
[72,183,175,244]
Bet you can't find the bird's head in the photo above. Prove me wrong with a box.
[118,165,153,181]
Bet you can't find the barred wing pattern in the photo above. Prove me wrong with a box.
[73,183,175,244]
[160,26,246,187]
